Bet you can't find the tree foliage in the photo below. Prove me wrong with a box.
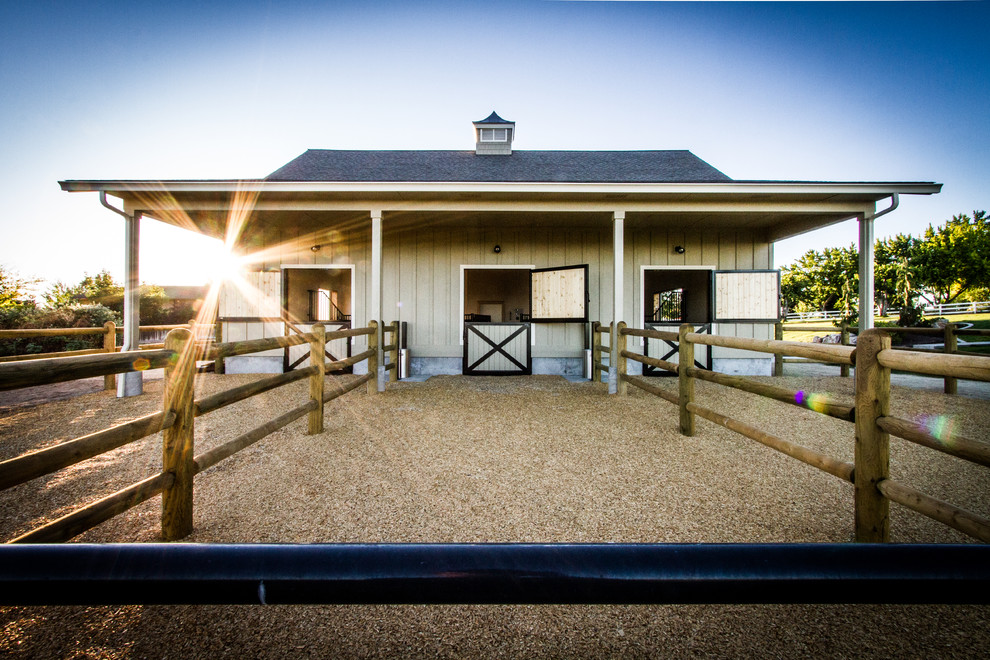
[911,211,990,304]
[0,265,39,308]
[781,245,858,314]
[782,210,989,316]
[43,270,183,325]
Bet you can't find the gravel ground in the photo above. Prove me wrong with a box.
[1,372,988,658]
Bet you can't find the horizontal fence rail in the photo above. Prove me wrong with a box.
[0,543,988,605]
[0,349,175,391]
[1,321,392,544]
[610,322,990,545]
[778,320,989,390]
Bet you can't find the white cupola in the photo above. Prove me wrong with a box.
[473,111,515,155]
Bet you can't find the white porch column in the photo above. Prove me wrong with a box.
[119,211,143,397]
[370,209,385,389]
[858,212,875,331]
[610,211,625,394]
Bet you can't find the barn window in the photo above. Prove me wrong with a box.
[479,128,510,142]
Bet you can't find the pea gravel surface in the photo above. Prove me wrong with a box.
[1,373,988,658]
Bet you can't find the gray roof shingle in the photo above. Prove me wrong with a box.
[266,150,732,183]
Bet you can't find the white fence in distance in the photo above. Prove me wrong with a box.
[786,301,990,322]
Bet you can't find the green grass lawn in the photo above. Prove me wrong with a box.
[782,313,990,343]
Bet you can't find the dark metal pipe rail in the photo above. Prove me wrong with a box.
[1,543,988,605]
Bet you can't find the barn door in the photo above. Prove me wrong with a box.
[530,264,589,323]
[463,322,531,375]
[713,270,781,322]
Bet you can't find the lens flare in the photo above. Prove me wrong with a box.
[132,358,150,371]
[794,389,829,413]
[916,414,956,442]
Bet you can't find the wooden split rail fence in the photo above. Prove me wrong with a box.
[0,321,399,543]
[776,321,990,393]
[593,321,990,544]
[0,322,217,391]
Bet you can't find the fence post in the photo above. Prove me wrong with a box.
[367,320,379,395]
[308,324,325,434]
[214,321,225,374]
[103,321,117,391]
[616,321,628,395]
[854,328,891,543]
[678,323,695,436]
[840,320,850,378]
[773,322,783,377]
[944,323,958,394]
[592,322,601,383]
[162,328,195,541]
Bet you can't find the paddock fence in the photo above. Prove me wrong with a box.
[595,321,990,544]
[777,320,990,393]
[0,322,217,390]
[0,321,393,544]
[785,300,990,321]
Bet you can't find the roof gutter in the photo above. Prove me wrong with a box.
[100,190,132,221]
[870,193,899,221]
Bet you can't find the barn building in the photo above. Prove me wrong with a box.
[60,113,941,394]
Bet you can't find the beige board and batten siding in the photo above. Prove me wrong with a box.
[219,272,282,356]
[624,227,774,360]
[224,221,773,366]
[383,225,611,360]
[220,222,372,371]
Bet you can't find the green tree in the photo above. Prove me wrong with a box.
[913,210,990,304]
[874,233,917,316]
[780,245,858,314]
[0,265,38,308]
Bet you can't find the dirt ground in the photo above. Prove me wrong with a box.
[1,372,988,658]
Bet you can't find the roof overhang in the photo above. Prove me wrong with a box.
[59,179,942,243]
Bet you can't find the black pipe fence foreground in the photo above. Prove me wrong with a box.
[0,543,988,606]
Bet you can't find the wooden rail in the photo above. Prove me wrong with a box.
[611,322,990,544]
[1,321,389,544]
[0,322,216,390]
[779,321,989,392]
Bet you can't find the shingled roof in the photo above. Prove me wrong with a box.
[266,150,732,183]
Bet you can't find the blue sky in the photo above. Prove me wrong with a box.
[1,1,987,288]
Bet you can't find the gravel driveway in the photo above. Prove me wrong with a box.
[1,373,988,657]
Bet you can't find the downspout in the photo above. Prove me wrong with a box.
[858,194,899,331]
[101,192,143,397]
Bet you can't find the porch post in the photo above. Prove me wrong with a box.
[610,211,625,394]
[858,212,875,331]
[370,209,385,390]
[119,211,143,397]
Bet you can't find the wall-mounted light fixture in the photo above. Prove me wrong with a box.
[493,244,501,254]
[673,245,685,254]
[311,245,322,252]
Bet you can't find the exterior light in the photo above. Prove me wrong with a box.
[493,245,501,254]
[674,245,685,254]
[311,245,321,252]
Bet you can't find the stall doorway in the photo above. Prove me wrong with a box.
[641,267,713,376]
[461,266,532,375]
[282,266,354,371]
